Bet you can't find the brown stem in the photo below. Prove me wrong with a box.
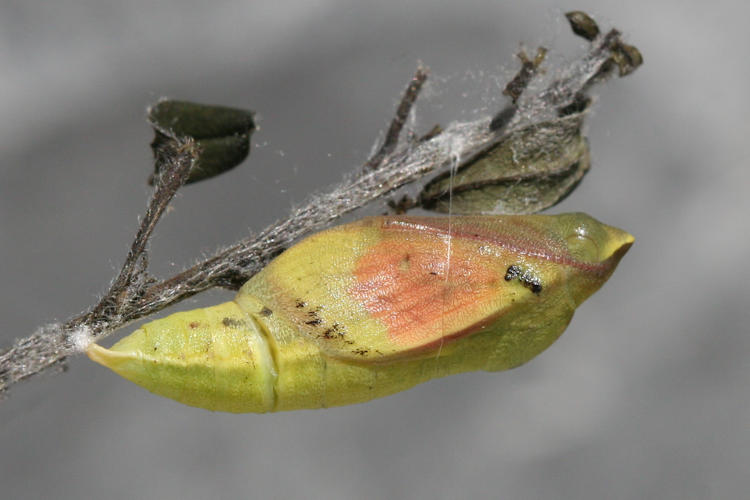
[88,136,197,324]
[364,65,429,171]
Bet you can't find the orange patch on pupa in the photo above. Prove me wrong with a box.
[350,236,504,347]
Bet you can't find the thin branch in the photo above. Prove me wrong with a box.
[490,46,547,131]
[503,47,547,104]
[364,65,429,171]
[87,134,197,323]
[0,15,641,397]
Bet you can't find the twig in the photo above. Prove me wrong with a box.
[364,65,429,171]
[503,47,547,104]
[87,133,198,324]
[490,46,547,131]
[0,15,640,397]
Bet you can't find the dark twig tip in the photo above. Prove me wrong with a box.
[364,65,430,171]
[502,47,547,104]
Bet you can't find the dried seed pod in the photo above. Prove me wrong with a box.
[565,11,601,41]
[87,213,633,413]
[612,42,644,76]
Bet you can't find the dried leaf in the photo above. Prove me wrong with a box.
[148,100,255,184]
[419,110,590,214]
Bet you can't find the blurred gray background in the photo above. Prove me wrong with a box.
[1,1,748,499]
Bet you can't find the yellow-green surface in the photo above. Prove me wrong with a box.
[87,213,633,412]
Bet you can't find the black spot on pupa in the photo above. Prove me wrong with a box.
[505,264,542,294]
[519,270,542,294]
[189,321,200,329]
[259,307,273,317]
[321,322,346,339]
[505,265,522,281]
[295,299,306,308]
[222,317,246,328]
[352,348,368,356]
[527,281,543,294]
[399,254,411,272]
[305,318,322,326]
